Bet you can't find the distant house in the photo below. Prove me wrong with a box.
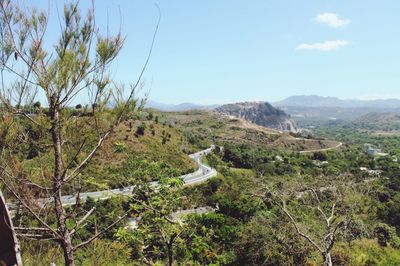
[364,144,388,157]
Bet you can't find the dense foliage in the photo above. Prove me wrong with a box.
[14,122,400,265]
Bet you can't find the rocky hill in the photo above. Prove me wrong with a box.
[216,101,298,132]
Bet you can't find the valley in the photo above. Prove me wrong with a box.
[2,98,400,266]
[1,1,400,265]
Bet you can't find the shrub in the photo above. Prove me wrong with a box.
[33,101,41,109]
[114,142,127,153]
[136,123,146,136]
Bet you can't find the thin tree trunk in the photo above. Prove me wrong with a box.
[55,188,74,266]
[167,242,173,266]
[51,106,75,266]
[323,252,332,266]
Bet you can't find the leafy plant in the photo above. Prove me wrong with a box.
[114,142,127,153]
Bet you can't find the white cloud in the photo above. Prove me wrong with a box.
[296,40,350,52]
[315,13,351,28]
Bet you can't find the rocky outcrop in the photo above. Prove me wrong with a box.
[216,101,299,132]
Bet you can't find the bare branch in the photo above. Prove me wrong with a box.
[261,187,324,253]
[311,189,329,226]
[73,212,128,251]
[0,172,60,238]
[13,111,44,128]
[278,200,324,253]
[17,233,57,240]
[70,206,96,236]
[64,131,110,182]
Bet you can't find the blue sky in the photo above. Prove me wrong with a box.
[28,1,400,104]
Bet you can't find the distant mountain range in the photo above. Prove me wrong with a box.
[273,95,400,109]
[145,100,220,112]
[147,95,400,112]
[272,95,400,121]
[145,100,219,112]
[145,95,400,122]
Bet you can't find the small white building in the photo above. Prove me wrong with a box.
[364,143,388,157]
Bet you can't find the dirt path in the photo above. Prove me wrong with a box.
[299,142,343,154]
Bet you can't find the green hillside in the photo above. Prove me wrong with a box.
[353,112,400,131]
[14,112,196,194]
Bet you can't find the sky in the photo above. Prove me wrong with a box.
[21,1,400,104]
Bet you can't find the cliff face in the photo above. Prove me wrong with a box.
[216,102,299,132]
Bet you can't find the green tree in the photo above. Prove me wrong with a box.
[0,1,158,265]
[128,177,185,266]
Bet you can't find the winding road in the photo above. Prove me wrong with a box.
[20,147,217,209]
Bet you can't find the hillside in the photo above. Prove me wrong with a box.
[21,114,197,193]
[353,112,400,131]
[216,102,299,132]
[4,1,400,265]
[157,110,341,153]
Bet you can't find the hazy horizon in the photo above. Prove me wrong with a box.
[147,94,400,106]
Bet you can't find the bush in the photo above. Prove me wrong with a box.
[33,101,41,109]
[374,223,400,248]
[114,142,127,153]
[312,151,327,161]
[162,129,171,144]
[136,123,146,136]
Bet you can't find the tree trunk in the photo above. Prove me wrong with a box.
[323,252,332,266]
[51,106,75,266]
[167,242,173,266]
[55,188,75,266]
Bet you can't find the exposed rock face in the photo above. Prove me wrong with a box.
[216,101,299,132]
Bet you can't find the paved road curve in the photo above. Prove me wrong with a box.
[26,147,217,208]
